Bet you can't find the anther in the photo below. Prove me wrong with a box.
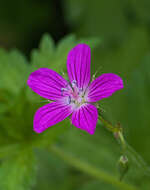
[61,88,68,96]
[68,96,71,104]
[71,80,77,87]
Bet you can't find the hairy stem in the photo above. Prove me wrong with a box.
[99,116,150,177]
[49,115,149,190]
[50,145,138,190]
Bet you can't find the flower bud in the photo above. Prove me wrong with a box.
[118,155,129,180]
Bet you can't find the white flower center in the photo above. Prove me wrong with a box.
[61,80,87,108]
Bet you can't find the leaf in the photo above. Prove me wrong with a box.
[79,37,101,49]
[57,127,120,175]
[55,34,101,72]
[33,119,70,148]
[0,147,37,190]
[0,89,14,114]
[51,145,137,190]
[28,34,100,102]
[0,144,20,159]
[0,49,29,94]
[31,34,55,69]
[0,89,38,141]
[39,34,55,54]
[0,87,71,148]
[33,149,69,190]
[52,127,124,187]
[78,180,116,190]
[52,124,150,189]
[31,33,100,72]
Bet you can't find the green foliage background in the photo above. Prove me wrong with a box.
[0,0,150,190]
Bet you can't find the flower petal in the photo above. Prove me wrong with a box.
[34,102,73,133]
[87,73,123,102]
[67,44,91,89]
[27,68,68,101]
[71,104,98,135]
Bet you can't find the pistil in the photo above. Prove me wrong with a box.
[61,80,86,108]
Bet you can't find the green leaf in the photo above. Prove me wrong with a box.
[0,49,29,94]
[57,127,120,175]
[51,144,137,190]
[39,34,55,54]
[28,34,100,102]
[31,34,55,69]
[55,34,101,73]
[78,180,116,190]
[0,89,14,114]
[0,147,37,190]
[0,144,20,159]
[31,34,100,72]
[0,89,38,141]
[33,119,70,148]
[79,37,101,49]
[33,149,69,190]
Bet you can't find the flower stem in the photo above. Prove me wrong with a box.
[50,145,138,190]
[99,116,126,152]
[49,116,149,190]
[118,131,126,154]
[99,116,150,177]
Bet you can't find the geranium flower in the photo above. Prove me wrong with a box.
[27,44,123,135]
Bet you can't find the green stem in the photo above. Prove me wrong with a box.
[118,131,126,154]
[99,116,150,176]
[50,145,138,190]
[49,115,149,190]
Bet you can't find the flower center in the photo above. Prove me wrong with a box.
[61,80,87,108]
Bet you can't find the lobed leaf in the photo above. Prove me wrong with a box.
[0,147,37,190]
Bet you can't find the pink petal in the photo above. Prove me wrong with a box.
[71,104,98,135]
[87,73,123,102]
[67,44,91,89]
[34,102,73,133]
[27,68,68,101]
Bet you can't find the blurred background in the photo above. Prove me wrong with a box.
[0,0,150,190]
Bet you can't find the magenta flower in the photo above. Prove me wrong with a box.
[27,44,123,135]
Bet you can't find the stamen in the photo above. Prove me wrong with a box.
[71,80,77,87]
[78,88,83,93]
[61,88,68,96]
[92,66,103,81]
[68,96,71,104]
[61,80,87,108]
